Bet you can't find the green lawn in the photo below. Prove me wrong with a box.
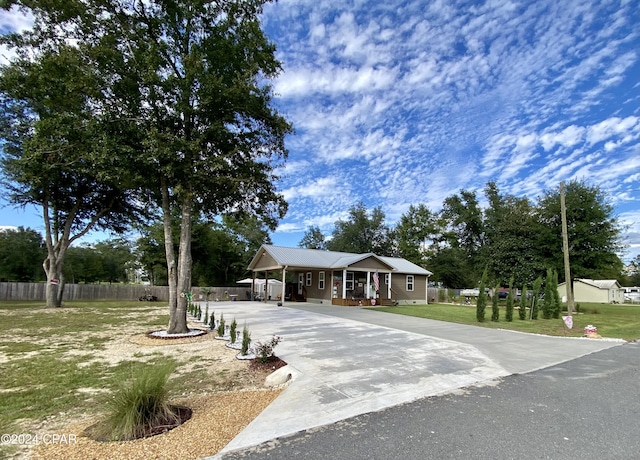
[0,300,208,459]
[368,302,640,341]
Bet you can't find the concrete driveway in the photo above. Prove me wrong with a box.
[200,302,623,458]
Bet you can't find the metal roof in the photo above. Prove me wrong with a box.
[249,245,432,275]
[576,279,621,289]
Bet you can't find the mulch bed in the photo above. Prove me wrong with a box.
[249,356,288,373]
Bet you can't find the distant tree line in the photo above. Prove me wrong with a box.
[0,214,270,287]
[299,180,630,289]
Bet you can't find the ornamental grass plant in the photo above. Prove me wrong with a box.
[92,362,180,441]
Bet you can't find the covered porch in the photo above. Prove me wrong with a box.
[246,245,397,307]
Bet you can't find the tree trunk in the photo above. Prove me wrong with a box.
[172,194,193,334]
[162,178,179,332]
[43,252,63,307]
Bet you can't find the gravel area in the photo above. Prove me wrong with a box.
[30,390,282,460]
[18,313,287,460]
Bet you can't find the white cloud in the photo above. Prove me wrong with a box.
[587,116,640,146]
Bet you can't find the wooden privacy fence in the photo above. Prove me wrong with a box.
[0,282,251,302]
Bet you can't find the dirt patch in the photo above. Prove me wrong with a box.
[14,310,288,460]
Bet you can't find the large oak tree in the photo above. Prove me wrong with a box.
[0,40,145,306]
[1,1,291,328]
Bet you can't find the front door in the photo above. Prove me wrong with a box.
[298,273,304,295]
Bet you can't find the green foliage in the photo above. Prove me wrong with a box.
[217,313,226,337]
[204,306,209,325]
[476,268,488,322]
[229,318,238,344]
[518,284,528,320]
[535,180,623,281]
[326,202,394,256]
[395,204,441,267]
[491,285,499,322]
[0,36,147,305]
[426,247,474,288]
[543,269,554,319]
[209,312,215,331]
[94,362,178,441]
[0,227,46,282]
[505,276,515,322]
[390,180,624,289]
[299,226,327,250]
[241,324,251,356]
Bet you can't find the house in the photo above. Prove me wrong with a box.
[557,279,625,304]
[247,245,433,306]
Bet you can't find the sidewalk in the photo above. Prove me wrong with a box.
[202,302,622,458]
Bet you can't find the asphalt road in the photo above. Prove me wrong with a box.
[220,341,640,460]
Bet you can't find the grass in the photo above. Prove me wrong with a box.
[368,302,640,341]
[0,300,185,459]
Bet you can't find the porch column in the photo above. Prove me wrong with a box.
[425,275,429,304]
[342,269,347,299]
[281,266,287,306]
[388,273,392,300]
[252,273,257,301]
[265,273,269,302]
[366,271,371,299]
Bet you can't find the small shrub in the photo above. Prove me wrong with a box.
[254,335,282,363]
[217,313,225,337]
[204,306,209,324]
[241,324,251,355]
[518,284,527,320]
[491,285,499,322]
[543,268,554,319]
[208,312,215,330]
[229,318,238,344]
[575,303,581,313]
[505,276,514,322]
[95,362,179,441]
[476,268,488,322]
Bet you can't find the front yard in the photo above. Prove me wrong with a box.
[0,300,281,460]
[369,302,640,341]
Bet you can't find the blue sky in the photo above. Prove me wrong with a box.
[1,0,639,264]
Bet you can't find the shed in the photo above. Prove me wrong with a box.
[558,279,625,304]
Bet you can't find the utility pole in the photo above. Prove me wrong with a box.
[560,182,574,316]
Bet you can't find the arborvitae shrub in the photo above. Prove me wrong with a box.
[505,276,514,322]
[241,325,251,355]
[217,313,225,337]
[476,268,488,323]
[491,285,499,322]
[229,318,238,344]
[518,284,527,320]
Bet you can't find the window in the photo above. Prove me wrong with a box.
[306,272,312,286]
[318,271,325,290]
[384,273,390,285]
[406,275,414,292]
[346,272,354,290]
